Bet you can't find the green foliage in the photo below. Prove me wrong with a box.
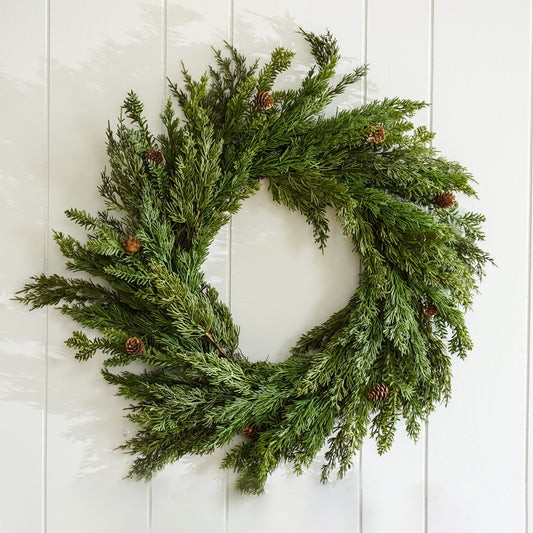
[16,29,492,495]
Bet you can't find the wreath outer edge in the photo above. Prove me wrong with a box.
[16,28,492,495]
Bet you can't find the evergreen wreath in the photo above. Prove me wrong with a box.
[17,29,492,494]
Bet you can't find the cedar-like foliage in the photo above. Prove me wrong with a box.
[16,29,492,494]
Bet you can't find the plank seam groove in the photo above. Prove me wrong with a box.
[225,3,235,532]
[359,1,368,531]
[147,482,153,533]
[526,1,533,531]
[162,0,168,115]
[43,1,51,531]
[423,1,435,532]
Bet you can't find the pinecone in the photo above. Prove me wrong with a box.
[145,149,164,166]
[122,236,141,253]
[242,425,257,438]
[366,126,386,144]
[367,383,390,402]
[435,191,456,209]
[125,337,144,355]
[423,304,439,317]
[254,91,274,110]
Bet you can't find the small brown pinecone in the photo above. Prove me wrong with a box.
[125,337,144,355]
[254,91,274,110]
[145,149,164,166]
[367,384,390,402]
[242,426,257,438]
[423,304,439,317]
[435,191,456,209]
[366,125,386,144]
[122,236,141,253]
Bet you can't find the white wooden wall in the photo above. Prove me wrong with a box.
[1,1,530,532]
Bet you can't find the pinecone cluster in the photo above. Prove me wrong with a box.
[367,383,390,402]
[122,236,141,253]
[435,191,455,209]
[125,337,144,355]
[254,91,274,110]
[242,426,257,438]
[145,149,164,166]
[366,125,386,144]
[422,304,439,316]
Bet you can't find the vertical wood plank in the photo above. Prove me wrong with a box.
[229,3,363,531]
[0,1,47,531]
[429,1,530,531]
[46,2,163,531]
[361,2,430,532]
[150,2,231,531]
[366,0,431,122]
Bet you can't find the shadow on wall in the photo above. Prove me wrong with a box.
[230,9,378,105]
[1,3,370,481]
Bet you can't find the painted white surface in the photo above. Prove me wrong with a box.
[428,2,531,532]
[0,2,47,532]
[1,2,530,533]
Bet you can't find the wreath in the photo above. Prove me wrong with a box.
[18,29,491,494]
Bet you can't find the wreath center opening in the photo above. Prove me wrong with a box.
[206,181,360,364]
